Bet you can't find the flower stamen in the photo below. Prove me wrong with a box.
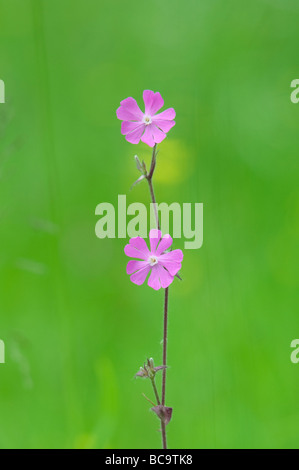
[149,255,158,267]
[143,115,152,125]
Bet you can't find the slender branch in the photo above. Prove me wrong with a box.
[142,393,156,407]
[161,286,169,450]
[150,377,161,406]
[146,143,169,450]
[148,178,160,231]
[146,145,160,231]
[162,287,169,406]
[161,421,167,450]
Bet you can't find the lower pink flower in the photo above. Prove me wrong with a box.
[124,229,183,290]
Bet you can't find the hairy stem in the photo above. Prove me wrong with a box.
[146,144,169,450]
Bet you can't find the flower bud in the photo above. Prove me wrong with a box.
[135,358,166,379]
[134,155,143,172]
[151,405,173,425]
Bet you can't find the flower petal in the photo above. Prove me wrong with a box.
[147,265,161,290]
[116,97,143,121]
[125,125,145,144]
[124,244,146,259]
[159,250,183,276]
[143,90,164,115]
[124,245,148,261]
[148,264,174,290]
[129,236,150,255]
[159,259,181,276]
[141,124,166,146]
[117,106,132,121]
[154,108,176,121]
[153,119,175,133]
[156,234,173,255]
[121,121,143,136]
[157,264,174,288]
[151,125,166,144]
[126,260,149,275]
[143,90,154,114]
[150,92,164,115]
[160,249,183,263]
[149,229,162,252]
[130,264,151,286]
[141,125,155,147]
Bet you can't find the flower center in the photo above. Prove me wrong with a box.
[149,255,158,267]
[143,115,152,125]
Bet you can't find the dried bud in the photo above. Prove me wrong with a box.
[135,358,167,379]
[135,367,147,378]
[148,357,154,369]
[141,160,147,174]
[134,155,147,175]
[151,405,173,425]
[134,155,143,172]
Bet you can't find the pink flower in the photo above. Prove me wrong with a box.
[124,229,183,290]
[116,90,176,147]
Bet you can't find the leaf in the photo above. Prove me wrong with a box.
[130,174,146,190]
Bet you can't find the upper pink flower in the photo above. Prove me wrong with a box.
[124,229,183,290]
[116,90,176,147]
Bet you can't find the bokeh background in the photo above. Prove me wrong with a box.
[0,0,299,449]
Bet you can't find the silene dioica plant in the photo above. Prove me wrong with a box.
[116,90,184,449]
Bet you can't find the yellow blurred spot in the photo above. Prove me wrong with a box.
[154,139,193,185]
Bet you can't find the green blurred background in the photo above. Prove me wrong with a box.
[0,0,299,449]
